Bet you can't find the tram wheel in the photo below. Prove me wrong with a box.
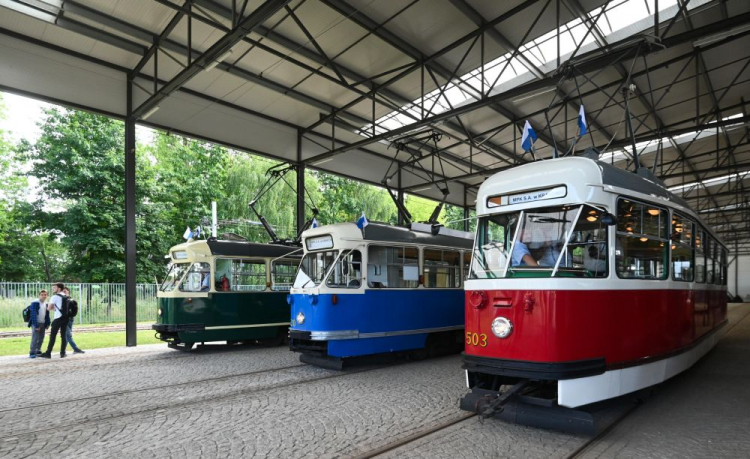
[168,341,195,351]
[258,328,287,347]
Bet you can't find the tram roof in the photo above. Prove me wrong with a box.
[203,238,300,258]
[302,222,474,250]
[477,156,726,245]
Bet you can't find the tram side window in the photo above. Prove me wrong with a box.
[215,259,266,291]
[721,248,728,286]
[367,246,419,288]
[615,198,668,280]
[713,242,722,286]
[695,230,705,283]
[271,259,298,291]
[705,239,715,284]
[179,262,211,292]
[424,249,461,288]
[463,251,472,280]
[326,250,363,289]
[469,212,517,279]
[564,206,608,278]
[671,213,695,282]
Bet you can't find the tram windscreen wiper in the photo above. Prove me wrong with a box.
[529,216,570,223]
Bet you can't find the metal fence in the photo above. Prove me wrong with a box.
[0,282,158,328]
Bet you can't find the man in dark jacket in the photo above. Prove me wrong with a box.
[28,289,51,358]
[62,287,84,354]
[40,283,69,359]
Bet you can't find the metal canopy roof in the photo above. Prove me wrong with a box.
[1,0,749,252]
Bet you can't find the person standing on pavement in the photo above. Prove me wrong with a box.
[28,289,51,358]
[40,283,70,359]
[62,287,84,354]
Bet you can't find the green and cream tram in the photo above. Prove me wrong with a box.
[153,238,300,350]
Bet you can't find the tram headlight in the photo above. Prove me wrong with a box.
[157,308,163,316]
[491,317,512,338]
[296,311,305,325]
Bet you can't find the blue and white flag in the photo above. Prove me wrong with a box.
[194,226,201,239]
[311,218,319,228]
[521,120,537,152]
[356,212,369,230]
[578,105,587,136]
[182,226,193,240]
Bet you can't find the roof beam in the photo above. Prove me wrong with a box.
[131,0,291,120]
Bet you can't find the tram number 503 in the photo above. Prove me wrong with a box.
[466,332,487,347]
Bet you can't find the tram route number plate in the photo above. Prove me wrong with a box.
[466,332,487,347]
[488,185,566,207]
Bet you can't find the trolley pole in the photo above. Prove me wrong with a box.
[125,79,137,347]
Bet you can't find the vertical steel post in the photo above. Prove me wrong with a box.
[296,130,305,234]
[125,79,137,347]
[463,186,470,232]
[397,167,404,226]
[736,239,740,298]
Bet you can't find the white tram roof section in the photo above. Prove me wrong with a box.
[168,238,300,262]
[301,222,473,252]
[475,157,725,245]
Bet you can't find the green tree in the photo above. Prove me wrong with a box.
[313,172,397,225]
[20,108,171,282]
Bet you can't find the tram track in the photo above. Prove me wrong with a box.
[353,413,477,459]
[0,358,420,442]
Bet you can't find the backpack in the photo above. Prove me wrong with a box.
[22,304,32,324]
[67,299,79,318]
[54,294,72,319]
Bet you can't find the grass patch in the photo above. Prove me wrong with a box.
[0,330,162,356]
[0,322,154,332]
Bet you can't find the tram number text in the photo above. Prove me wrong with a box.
[465,332,487,347]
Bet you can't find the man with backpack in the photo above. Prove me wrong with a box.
[27,289,51,358]
[40,283,70,359]
[62,287,84,354]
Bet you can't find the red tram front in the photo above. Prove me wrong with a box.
[461,157,727,423]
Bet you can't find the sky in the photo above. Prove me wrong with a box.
[0,91,155,145]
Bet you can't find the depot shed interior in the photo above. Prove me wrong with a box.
[1,0,749,344]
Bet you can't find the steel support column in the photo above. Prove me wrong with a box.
[463,187,470,232]
[296,131,306,234]
[125,80,137,347]
[397,167,405,226]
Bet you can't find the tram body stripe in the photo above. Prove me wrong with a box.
[204,322,289,330]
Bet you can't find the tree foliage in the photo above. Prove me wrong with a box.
[0,99,474,283]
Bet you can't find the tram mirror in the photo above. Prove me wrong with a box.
[600,212,617,226]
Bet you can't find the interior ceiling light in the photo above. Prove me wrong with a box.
[141,105,160,120]
[647,209,660,216]
[205,49,233,72]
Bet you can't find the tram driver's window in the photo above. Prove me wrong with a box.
[615,198,668,280]
[272,259,298,291]
[227,259,266,292]
[179,262,211,292]
[671,213,695,282]
[564,205,608,278]
[326,250,363,289]
[367,246,419,288]
[424,249,461,288]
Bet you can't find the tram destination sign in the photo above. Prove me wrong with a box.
[488,185,566,207]
[306,235,334,250]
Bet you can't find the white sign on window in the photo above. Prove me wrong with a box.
[403,265,419,281]
[306,235,334,251]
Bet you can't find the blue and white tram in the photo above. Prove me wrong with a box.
[288,222,473,369]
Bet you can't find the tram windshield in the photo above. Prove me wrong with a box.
[293,250,338,288]
[470,204,608,279]
[160,263,190,291]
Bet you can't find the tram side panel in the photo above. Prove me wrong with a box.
[290,288,464,358]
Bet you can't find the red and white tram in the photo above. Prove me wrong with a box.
[460,156,728,431]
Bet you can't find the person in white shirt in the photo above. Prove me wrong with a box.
[28,290,50,358]
[40,283,69,359]
[62,287,84,354]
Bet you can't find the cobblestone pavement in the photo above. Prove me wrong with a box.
[1,305,747,459]
[575,304,750,459]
